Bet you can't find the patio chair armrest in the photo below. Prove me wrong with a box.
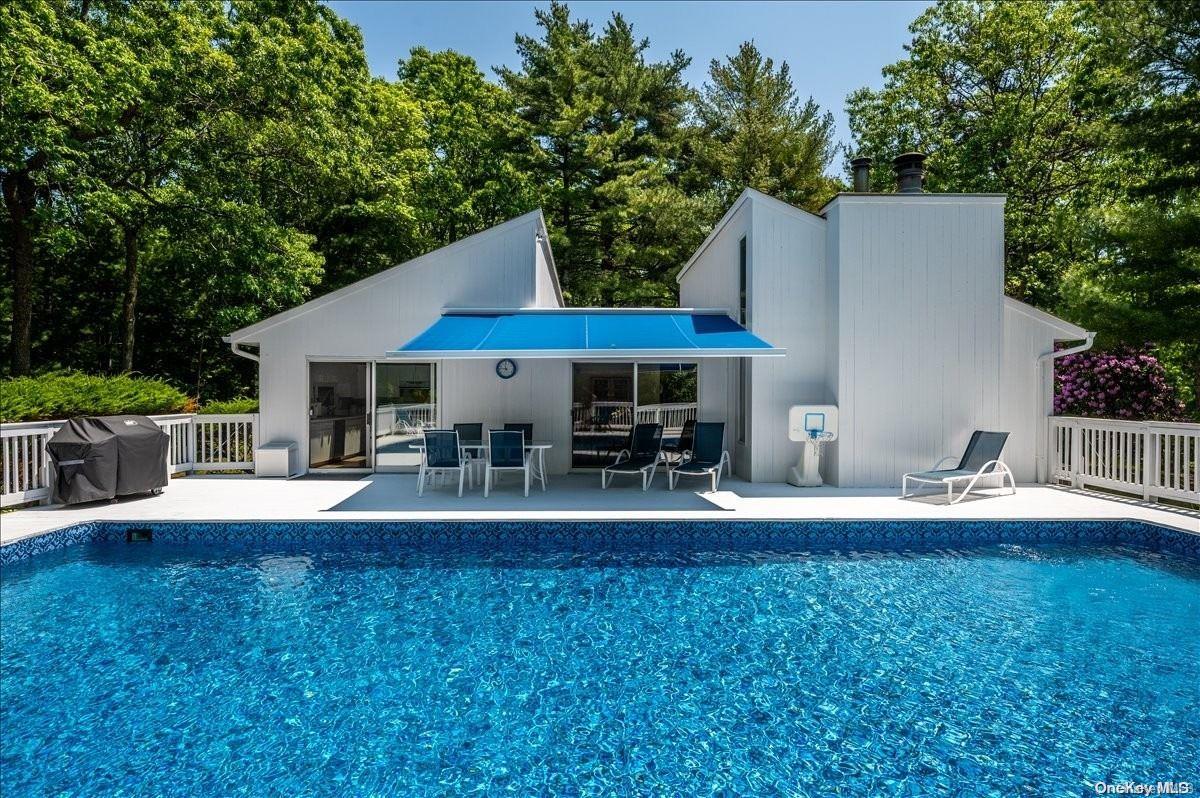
[930,456,958,470]
[974,459,1010,476]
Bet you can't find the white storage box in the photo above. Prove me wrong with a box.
[255,441,298,478]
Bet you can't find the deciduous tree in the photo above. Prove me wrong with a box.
[1064,0,1200,412]
[846,1,1111,307]
[398,47,538,245]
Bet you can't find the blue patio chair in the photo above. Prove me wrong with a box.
[418,430,470,497]
[662,419,697,466]
[668,422,731,492]
[901,430,1015,504]
[453,422,484,481]
[484,430,531,498]
[503,423,533,443]
[602,423,664,491]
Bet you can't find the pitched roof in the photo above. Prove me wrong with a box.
[1003,296,1090,340]
[675,188,825,284]
[225,210,556,342]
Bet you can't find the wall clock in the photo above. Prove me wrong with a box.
[496,358,517,380]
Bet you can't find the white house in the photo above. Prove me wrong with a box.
[225,164,1091,486]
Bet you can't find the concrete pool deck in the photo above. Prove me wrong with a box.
[2,473,1196,546]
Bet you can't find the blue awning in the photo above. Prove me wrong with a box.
[388,309,784,359]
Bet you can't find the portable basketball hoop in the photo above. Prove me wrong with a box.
[787,405,838,487]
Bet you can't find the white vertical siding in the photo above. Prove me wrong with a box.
[533,233,563,308]
[747,199,829,482]
[439,358,572,475]
[822,202,842,481]
[679,201,749,476]
[829,195,1006,487]
[998,301,1086,483]
[251,215,546,471]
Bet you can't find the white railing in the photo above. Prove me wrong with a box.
[635,402,699,432]
[1,423,58,507]
[0,413,258,508]
[571,402,699,432]
[193,414,257,471]
[1049,416,1199,505]
[572,401,634,429]
[374,403,436,435]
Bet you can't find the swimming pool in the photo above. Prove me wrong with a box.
[2,521,1198,795]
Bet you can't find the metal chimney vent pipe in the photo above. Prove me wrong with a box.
[850,156,872,192]
[893,152,927,193]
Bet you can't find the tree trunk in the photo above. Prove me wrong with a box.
[119,225,141,373]
[2,170,37,375]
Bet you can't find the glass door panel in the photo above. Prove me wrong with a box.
[374,362,436,469]
[635,363,698,450]
[571,363,634,468]
[308,362,369,469]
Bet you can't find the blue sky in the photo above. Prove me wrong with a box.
[329,0,930,160]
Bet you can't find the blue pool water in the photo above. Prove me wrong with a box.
[3,532,1199,795]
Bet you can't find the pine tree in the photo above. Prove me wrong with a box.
[691,41,838,213]
[498,2,701,305]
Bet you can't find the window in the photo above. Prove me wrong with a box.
[737,359,748,445]
[374,362,436,468]
[738,235,748,326]
[636,363,698,451]
[571,362,698,468]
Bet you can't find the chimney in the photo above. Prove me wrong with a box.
[850,156,872,192]
[892,152,926,193]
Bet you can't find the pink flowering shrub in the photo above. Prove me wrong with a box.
[1054,346,1185,420]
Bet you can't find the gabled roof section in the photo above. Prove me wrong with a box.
[535,219,565,308]
[675,187,825,284]
[225,209,559,342]
[1004,297,1090,340]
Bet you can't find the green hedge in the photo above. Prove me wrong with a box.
[198,397,258,415]
[0,372,192,423]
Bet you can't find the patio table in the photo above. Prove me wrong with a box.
[414,440,552,492]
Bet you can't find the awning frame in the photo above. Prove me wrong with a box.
[386,307,786,360]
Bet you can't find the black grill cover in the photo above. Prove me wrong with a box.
[47,416,169,504]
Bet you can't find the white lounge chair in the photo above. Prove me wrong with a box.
[901,430,1016,504]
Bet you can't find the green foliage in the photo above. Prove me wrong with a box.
[398,48,539,245]
[0,1,887,402]
[0,372,190,423]
[3,0,425,397]
[498,2,706,306]
[691,42,840,213]
[846,1,1110,308]
[846,0,1199,413]
[199,397,259,415]
[1063,0,1200,412]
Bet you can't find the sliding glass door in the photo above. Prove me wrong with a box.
[374,362,436,469]
[308,362,369,469]
[571,362,698,468]
[636,363,698,450]
[571,363,634,468]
